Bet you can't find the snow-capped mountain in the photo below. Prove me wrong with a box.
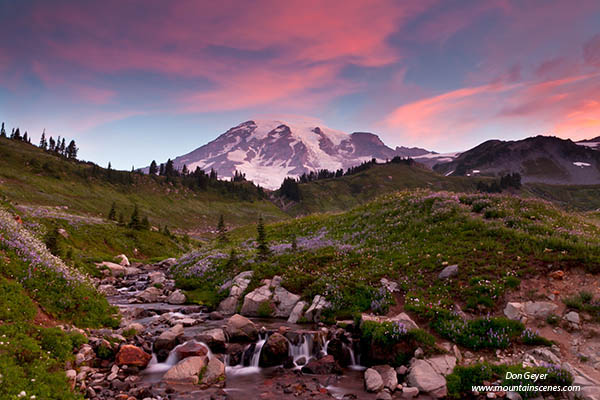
[168,119,437,189]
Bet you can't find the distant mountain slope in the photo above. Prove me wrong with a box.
[434,136,600,185]
[169,119,436,189]
[0,137,287,234]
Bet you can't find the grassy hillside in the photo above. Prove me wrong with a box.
[174,189,600,316]
[0,137,287,236]
[524,182,600,211]
[278,162,481,215]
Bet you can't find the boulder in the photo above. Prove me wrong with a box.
[327,337,353,367]
[162,356,208,384]
[98,261,127,276]
[380,278,399,293]
[136,286,162,303]
[407,359,447,398]
[304,295,331,322]
[154,324,184,359]
[504,302,524,321]
[301,355,342,375]
[148,271,166,285]
[218,271,253,315]
[240,284,272,316]
[438,264,458,280]
[523,301,558,319]
[225,314,258,342]
[199,357,226,388]
[259,333,290,367]
[123,322,145,334]
[98,284,118,296]
[176,341,209,360]
[272,286,301,318]
[197,328,227,353]
[209,311,224,320]
[166,290,186,305]
[426,355,456,376]
[401,387,419,398]
[115,345,152,368]
[364,368,384,392]
[373,365,398,391]
[565,311,581,324]
[114,254,130,267]
[376,392,392,400]
[75,344,95,366]
[158,258,177,268]
[287,301,307,324]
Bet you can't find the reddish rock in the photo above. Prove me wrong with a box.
[175,341,209,360]
[301,355,342,375]
[549,270,564,280]
[115,345,152,368]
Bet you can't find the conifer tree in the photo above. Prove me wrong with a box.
[129,205,140,229]
[159,163,165,176]
[39,130,47,149]
[14,128,21,141]
[49,136,56,151]
[59,138,66,155]
[66,140,78,159]
[0,122,5,138]
[23,131,28,143]
[256,215,269,259]
[217,214,228,243]
[149,160,158,175]
[108,202,117,221]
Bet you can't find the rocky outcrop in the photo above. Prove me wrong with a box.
[240,283,273,316]
[218,271,253,315]
[97,261,140,277]
[304,295,331,322]
[504,301,559,321]
[115,345,152,368]
[162,356,208,384]
[259,333,290,367]
[272,286,301,318]
[225,314,258,342]
[373,365,398,392]
[288,301,307,324]
[407,359,447,398]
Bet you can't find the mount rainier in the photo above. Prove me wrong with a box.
[167,119,442,189]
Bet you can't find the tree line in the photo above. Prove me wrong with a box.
[476,172,522,193]
[279,156,415,201]
[1,122,78,160]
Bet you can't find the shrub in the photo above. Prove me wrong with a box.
[520,328,552,346]
[257,301,274,318]
[433,316,524,350]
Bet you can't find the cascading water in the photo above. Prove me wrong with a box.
[145,340,213,375]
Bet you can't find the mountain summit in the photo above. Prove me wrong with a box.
[169,119,432,189]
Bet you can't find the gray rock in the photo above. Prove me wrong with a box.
[376,391,392,400]
[380,278,399,293]
[407,359,447,398]
[401,386,419,398]
[148,271,166,284]
[196,328,226,353]
[225,314,258,342]
[364,368,384,392]
[98,284,118,296]
[218,271,253,315]
[240,284,272,316]
[426,355,456,376]
[504,302,524,321]
[166,289,186,305]
[162,356,208,384]
[565,311,580,324]
[523,301,558,319]
[199,357,225,387]
[438,264,458,279]
[373,365,398,391]
[287,301,307,324]
[154,324,184,353]
[114,254,130,267]
[304,295,331,322]
[136,286,162,303]
[272,286,301,318]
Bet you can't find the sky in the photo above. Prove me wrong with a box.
[1,0,600,169]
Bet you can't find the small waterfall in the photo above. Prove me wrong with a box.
[288,333,314,365]
[250,337,266,367]
[145,340,212,374]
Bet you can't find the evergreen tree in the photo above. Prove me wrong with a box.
[256,215,269,259]
[159,163,165,176]
[13,128,21,141]
[165,159,176,176]
[279,177,301,201]
[66,140,78,159]
[129,205,140,229]
[291,233,298,252]
[55,136,61,153]
[23,131,28,143]
[59,138,66,155]
[181,164,189,176]
[108,162,112,170]
[149,160,158,175]
[217,214,228,243]
[107,202,117,221]
[49,136,56,151]
[39,130,48,149]
[0,122,5,138]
